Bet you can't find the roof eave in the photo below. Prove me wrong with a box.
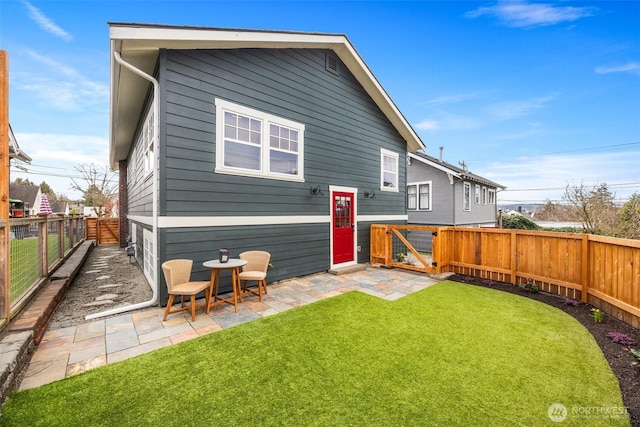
[109,24,425,169]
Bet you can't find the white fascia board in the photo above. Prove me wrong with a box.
[110,25,346,50]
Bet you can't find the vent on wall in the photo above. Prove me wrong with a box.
[325,52,340,75]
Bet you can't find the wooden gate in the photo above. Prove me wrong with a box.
[86,218,119,246]
[370,224,439,274]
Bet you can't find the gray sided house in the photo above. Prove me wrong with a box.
[407,151,505,227]
[109,23,425,306]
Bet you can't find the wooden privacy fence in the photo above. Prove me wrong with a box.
[371,224,640,328]
[86,218,119,246]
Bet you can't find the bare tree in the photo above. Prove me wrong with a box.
[535,199,573,221]
[70,164,118,217]
[563,182,618,235]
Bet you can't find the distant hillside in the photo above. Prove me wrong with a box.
[498,204,541,213]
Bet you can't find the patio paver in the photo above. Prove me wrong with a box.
[19,266,440,390]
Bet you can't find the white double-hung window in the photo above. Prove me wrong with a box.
[380,148,399,191]
[215,99,304,181]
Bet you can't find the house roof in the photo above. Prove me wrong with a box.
[408,151,506,190]
[8,124,32,163]
[108,22,426,169]
[9,183,40,206]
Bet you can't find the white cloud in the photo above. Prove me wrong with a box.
[15,51,108,111]
[415,112,485,132]
[595,62,640,75]
[12,133,110,198]
[415,120,439,130]
[480,150,640,203]
[465,1,596,28]
[486,93,559,121]
[420,91,487,106]
[21,0,73,41]
[16,133,108,164]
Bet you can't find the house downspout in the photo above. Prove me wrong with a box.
[86,51,159,320]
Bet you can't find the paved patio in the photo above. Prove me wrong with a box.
[19,266,440,390]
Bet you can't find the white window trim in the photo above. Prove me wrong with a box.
[407,184,417,210]
[215,98,305,182]
[141,108,155,180]
[142,228,154,284]
[488,188,496,205]
[482,186,488,205]
[474,184,481,205]
[463,182,471,212]
[408,181,432,211]
[380,148,399,192]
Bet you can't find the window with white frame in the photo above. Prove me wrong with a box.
[463,182,471,211]
[215,99,304,181]
[419,182,431,210]
[380,148,398,191]
[488,188,496,205]
[407,185,417,210]
[143,228,154,284]
[408,182,432,210]
[475,184,481,204]
[142,108,154,176]
[482,186,488,205]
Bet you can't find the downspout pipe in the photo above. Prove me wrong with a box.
[86,51,159,320]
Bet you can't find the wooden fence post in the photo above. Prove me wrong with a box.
[510,230,517,284]
[581,234,589,302]
[0,50,10,323]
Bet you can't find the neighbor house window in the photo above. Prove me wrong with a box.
[215,99,304,181]
[407,185,417,210]
[380,148,399,191]
[408,181,432,210]
[141,108,154,176]
[475,184,481,204]
[419,182,431,210]
[488,188,496,205]
[482,186,488,205]
[463,182,471,211]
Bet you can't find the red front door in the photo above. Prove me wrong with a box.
[332,192,354,264]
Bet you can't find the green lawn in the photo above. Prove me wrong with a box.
[9,235,68,304]
[1,281,628,426]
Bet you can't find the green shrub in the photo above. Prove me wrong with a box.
[501,214,540,230]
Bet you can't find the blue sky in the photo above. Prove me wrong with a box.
[1,0,639,205]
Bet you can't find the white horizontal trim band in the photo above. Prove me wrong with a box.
[128,214,407,228]
[157,215,330,228]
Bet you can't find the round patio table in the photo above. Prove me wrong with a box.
[203,259,247,313]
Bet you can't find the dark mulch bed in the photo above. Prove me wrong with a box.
[449,274,640,426]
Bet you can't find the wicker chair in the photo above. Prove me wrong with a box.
[161,259,211,321]
[238,251,271,301]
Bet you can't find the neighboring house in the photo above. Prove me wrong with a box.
[8,124,32,164]
[9,183,41,218]
[109,23,425,305]
[407,151,505,227]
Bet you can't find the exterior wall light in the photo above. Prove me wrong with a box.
[310,185,324,196]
